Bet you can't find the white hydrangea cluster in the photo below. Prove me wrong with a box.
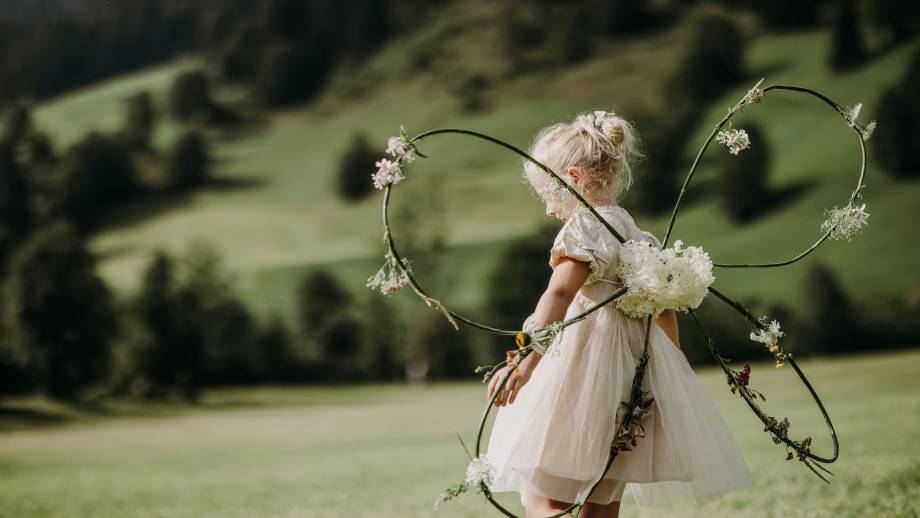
[615,239,715,319]
[820,203,869,241]
[715,128,751,155]
[464,454,495,491]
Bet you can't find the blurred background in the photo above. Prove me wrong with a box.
[0,0,918,516]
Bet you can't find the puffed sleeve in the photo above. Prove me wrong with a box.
[639,229,662,249]
[549,210,625,284]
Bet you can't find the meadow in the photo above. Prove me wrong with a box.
[28,3,920,325]
[1,347,918,517]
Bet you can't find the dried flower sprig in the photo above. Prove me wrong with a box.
[821,203,870,241]
[611,389,655,451]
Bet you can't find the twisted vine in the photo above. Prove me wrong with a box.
[371,78,874,515]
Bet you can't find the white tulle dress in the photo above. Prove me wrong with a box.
[486,204,755,509]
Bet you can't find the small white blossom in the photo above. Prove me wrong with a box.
[371,158,405,189]
[843,102,877,140]
[750,318,784,347]
[750,317,789,367]
[386,135,416,163]
[862,120,877,140]
[366,250,411,295]
[821,203,870,241]
[715,128,751,155]
[847,103,862,124]
[464,454,495,491]
[615,239,715,319]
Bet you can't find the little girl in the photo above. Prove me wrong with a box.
[485,111,755,517]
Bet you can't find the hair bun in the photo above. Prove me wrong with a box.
[575,110,628,149]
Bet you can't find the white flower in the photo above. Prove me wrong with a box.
[464,454,495,491]
[843,102,877,140]
[366,250,411,295]
[371,158,405,189]
[847,103,862,124]
[386,135,416,163]
[750,316,789,367]
[615,239,715,319]
[750,318,784,347]
[715,128,751,155]
[820,203,870,241]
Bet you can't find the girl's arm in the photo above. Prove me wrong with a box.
[655,309,681,349]
[490,257,590,406]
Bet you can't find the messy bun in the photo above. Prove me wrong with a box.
[523,109,643,207]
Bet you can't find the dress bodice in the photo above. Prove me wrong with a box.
[549,205,661,305]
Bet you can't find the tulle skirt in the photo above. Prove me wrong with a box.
[485,285,755,508]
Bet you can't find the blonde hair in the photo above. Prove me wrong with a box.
[523,109,643,206]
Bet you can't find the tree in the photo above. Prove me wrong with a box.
[412,313,475,380]
[219,23,264,82]
[0,142,32,242]
[166,130,210,189]
[873,51,920,178]
[672,15,745,102]
[869,0,920,46]
[298,270,351,336]
[135,250,205,399]
[255,42,333,106]
[54,131,139,231]
[2,102,33,145]
[122,91,156,150]
[754,0,824,30]
[720,124,772,221]
[336,134,378,201]
[803,263,867,355]
[2,221,117,399]
[169,69,216,121]
[486,223,560,343]
[829,0,867,72]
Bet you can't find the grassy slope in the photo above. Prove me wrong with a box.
[0,348,918,517]
[30,4,920,325]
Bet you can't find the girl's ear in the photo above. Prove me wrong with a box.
[565,165,581,185]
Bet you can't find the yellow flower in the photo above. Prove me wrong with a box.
[515,332,530,349]
[775,360,785,368]
[769,344,779,353]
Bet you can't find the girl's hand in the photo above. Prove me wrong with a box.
[487,363,533,407]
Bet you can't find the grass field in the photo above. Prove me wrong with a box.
[27,3,920,326]
[1,348,918,517]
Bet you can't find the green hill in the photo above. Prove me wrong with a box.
[31,4,920,325]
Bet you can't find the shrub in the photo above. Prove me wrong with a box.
[720,124,772,222]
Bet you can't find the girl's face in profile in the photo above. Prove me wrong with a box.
[528,168,577,221]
